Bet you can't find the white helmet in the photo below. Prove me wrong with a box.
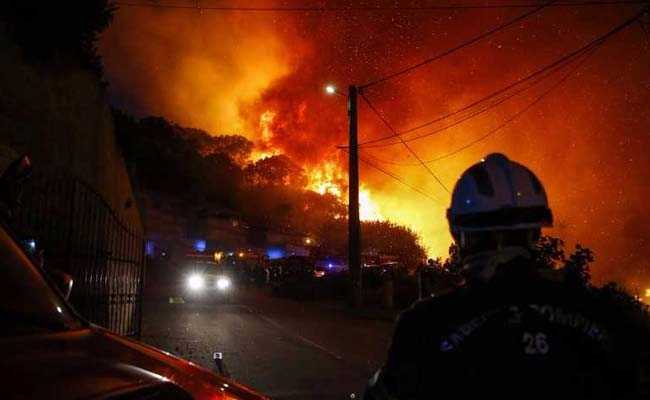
[447,153,552,236]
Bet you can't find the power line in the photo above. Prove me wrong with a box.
[358,41,591,149]
[357,153,443,204]
[422,49,595,163]
[359,91,451,193]
[115,1,648,12]
[365,46,596,167]
[339,147,442,202]
[359,1,556,89]
[356,5,648,148]
[362,5,646,167]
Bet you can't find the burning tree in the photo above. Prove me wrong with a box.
[113,111,426,263]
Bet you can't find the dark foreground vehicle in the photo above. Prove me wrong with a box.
[0,157,268,400]
[0,220,268,400]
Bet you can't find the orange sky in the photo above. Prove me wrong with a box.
[100,1,650,288]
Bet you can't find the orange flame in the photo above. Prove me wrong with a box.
[250,110,281,162]
[305,160,383,221]
[306,161,344,197]
[359,187,383,221]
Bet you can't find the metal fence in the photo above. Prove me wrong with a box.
[13,172,145,337]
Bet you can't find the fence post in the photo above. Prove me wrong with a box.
[65,179,77,276]
[137,237,146,339]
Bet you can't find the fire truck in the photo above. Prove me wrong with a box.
[181,246,238,303]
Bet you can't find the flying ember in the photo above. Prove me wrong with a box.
[5,2,650,400]
[100,3,650,285]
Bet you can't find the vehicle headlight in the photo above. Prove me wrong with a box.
[187,274,205,291]
[216,277,231,291]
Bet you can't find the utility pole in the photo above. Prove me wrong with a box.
[348,85,362,308]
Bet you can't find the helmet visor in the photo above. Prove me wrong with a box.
[448,205,553,232]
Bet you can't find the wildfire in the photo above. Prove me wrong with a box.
[103,5,650,283]
[359,187,383,221]
[250,149,280,162]
[249,110,282,162]
[306,161,344,197]
[305,161,382,221]
[259,110,276,142]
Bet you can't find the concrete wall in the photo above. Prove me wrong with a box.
[0,29,141,230]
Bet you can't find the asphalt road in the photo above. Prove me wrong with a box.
[140,286,394,400]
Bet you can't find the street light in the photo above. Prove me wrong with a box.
[325,84,337,95]
[324,82,361,308]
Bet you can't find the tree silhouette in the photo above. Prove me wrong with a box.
[244,155,306,188]
[315,219,427,269]
[1,1,115,76]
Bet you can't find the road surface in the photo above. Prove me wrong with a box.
[140,287,394,400]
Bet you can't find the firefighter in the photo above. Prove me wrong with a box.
[365,153,650,399]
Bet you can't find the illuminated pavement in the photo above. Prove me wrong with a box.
[140,287,394,400]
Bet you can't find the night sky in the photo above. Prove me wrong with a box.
[100,1,650,287]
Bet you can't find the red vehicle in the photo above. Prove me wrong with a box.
[0,158,268,399]
[0,219,269,399]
